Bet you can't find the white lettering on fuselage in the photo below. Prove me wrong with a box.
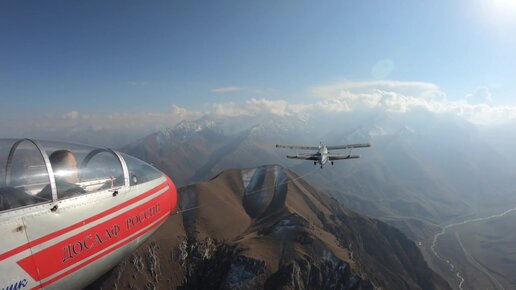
[126,204,160,230]
[60,202,162,263]
[62,225,121,262]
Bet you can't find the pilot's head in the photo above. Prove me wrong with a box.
[50,150,79,184]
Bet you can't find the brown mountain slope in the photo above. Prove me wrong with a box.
[87,165,449,290]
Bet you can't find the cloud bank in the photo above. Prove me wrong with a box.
[2,80,515,141]
[206,81,516,125]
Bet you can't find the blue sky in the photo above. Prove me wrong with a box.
[1,0,516,119]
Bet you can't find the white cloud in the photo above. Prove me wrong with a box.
[211,86,243,93]
[210,102,249,117]
[2,81,516,140]
[308,81,516,124]
[466,87,493,104]
[209,98,292,117]
[65,111,80,120]
[311,80,445,100]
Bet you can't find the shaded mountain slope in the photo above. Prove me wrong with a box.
[88,165,449,290]
[121,113,516,243]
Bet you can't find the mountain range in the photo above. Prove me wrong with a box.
[122,111,516,237]
[116,109,516,289]
[88,165,449,290]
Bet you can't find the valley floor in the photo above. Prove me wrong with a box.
[421,209,516,290]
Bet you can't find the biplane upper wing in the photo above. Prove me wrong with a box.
[276,144,320,150]
[326,143,371,150]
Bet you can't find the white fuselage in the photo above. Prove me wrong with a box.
[0,176,175,290]
[316,145,329,166]
[0,139,178,290]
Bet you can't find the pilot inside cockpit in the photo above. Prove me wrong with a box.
[50,150,80,184]
[38,150,86,200]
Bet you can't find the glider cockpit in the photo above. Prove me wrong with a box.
[0,138,177,289]
[0,139,161,211]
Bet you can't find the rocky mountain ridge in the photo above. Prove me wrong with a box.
[121,111,516,242]
[88,165,449,290]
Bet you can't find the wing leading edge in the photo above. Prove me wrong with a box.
[276,143,371,150]
[328,154,360,160]
[326,143,371,150]
[286,154,318,160]
[276,144,320,150]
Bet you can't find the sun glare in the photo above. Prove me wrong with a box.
[484,0,516,24]
[475,0,516,40]
[493,0,516,9]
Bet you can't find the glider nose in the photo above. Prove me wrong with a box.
[164,174,178,216]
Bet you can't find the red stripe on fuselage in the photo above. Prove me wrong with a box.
[19,191,171,282]
[35,213,169,290]
[0,181,168,262]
